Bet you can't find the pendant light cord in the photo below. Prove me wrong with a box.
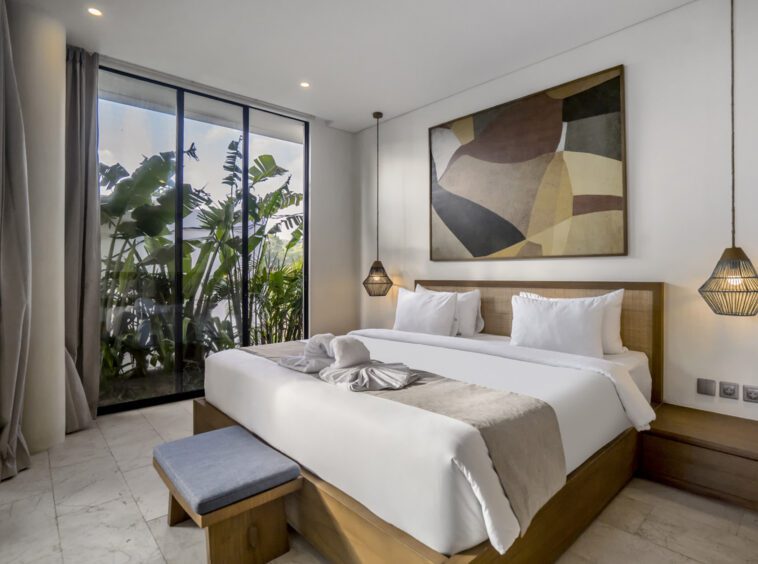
[731,0,736,247]
[375,115,380,260]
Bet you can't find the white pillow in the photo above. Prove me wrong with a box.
[393,288,458,336]
[415,284,484,337]
[520,289,625,354]
[510,295,605,358]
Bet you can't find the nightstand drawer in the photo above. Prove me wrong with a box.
[641,434,758,510]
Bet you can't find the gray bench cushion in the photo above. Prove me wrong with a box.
[153,426,299,515]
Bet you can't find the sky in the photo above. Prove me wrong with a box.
[98,97,305,240]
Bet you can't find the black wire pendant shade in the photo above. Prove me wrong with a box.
[699,247,758,316]
[363,111,393,297]
[363,260,394,297]
[698,0,758,316]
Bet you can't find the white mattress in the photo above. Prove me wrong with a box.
[205,330,652,555]
[470,334,653,402]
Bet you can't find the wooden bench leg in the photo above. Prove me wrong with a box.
[168,493,189,526]
[205,498,289,564]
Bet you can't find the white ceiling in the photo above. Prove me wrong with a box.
[20,0,694,132]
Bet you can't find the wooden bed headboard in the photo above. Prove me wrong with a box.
[415,280,664,405]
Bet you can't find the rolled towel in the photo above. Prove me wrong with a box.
[331,336,371,368]
[277,334,373,374]
[278,333,335,373]
[319,362,422,392]
[303,333,335,358]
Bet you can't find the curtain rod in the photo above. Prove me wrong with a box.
[98,54,316,123]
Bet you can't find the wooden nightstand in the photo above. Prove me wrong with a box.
[640,403,758,511]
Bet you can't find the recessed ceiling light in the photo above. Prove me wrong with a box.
[87,7,103,16]
[299,81,310,88]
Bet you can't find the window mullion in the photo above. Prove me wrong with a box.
[174,89,185,392]
[242,107,250,346]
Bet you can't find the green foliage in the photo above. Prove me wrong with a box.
[100,138,304,397]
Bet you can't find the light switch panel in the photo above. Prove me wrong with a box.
[697,378,716,396]
[744,385,758,403]
[719,381,739,399]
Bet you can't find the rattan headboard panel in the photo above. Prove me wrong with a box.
[415,280,664,404]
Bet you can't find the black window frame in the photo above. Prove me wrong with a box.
[97,66,310,415]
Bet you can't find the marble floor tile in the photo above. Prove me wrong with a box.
[141,403,193,442]
[596,491,654,534]
[638,502,757,564]
[58,496,164,564]
[568,521,696,564]
[147,516,205,564]
[0,491,61,564]
[154,422,193,442]
[177,399,195,414]
[48,425,109,469]
[123,464,169,522]
[108,428,164,473]
[0,451,52,506]
[52,454,131,516]
[625,478,744,532]
[739,510,758,544]
[98,410,156,448]
[556,550,593,564]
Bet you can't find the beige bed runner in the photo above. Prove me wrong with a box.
[241,342,566,532]
[241,341,307,360]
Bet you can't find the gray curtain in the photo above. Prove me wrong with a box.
[0,0,32,480]
[64,46,100,433]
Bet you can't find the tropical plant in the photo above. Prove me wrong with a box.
[99,139,303,401]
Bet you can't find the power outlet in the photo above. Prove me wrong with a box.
[719,381,739,400]
[744,385,758,403]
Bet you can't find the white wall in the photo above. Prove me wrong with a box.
[357,0,758,420]
[308,119,360,335]
[9,3,67,451]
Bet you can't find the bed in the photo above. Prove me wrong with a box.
[195,280,664,563]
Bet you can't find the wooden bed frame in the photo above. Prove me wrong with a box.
[194,280,664,563]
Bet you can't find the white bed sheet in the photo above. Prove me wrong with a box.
[468,334,653,402]
[205,330,650,555]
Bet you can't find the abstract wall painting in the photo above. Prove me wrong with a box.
[429,66,626,261]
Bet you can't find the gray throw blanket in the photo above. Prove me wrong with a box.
[319,361,423,391]
[241,341,566,532]
[241,341,420,391]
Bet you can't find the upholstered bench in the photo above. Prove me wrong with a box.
[153,425,302,564]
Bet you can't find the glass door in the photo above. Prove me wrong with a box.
[98,71,179,407]
[97,68,308,411]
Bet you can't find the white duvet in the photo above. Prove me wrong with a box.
[204,330,655,555]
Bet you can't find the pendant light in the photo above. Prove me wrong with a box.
[363,111,393,297]
[698,0,758,316]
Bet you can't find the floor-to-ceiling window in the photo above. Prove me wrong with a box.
[97,68,307,410]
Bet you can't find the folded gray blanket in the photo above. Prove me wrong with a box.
[318,361,423,391]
